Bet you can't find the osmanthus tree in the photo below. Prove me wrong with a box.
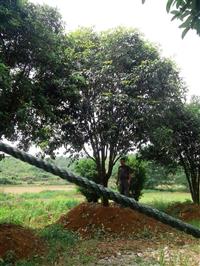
[26,27,185,205]
[141,96,200,204]
[0,0,74,144]
[142,0,200,37]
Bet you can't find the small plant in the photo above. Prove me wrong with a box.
[158,249,166,266]
[40,224,79,247]
[140,226,154,239]
[0,250,16,266]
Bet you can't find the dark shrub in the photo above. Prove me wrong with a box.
[74,158,100,202]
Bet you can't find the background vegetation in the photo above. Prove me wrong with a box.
[0,156,188,192]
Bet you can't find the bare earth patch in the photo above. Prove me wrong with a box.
[166,202,200,221]
[0,223,45,262]
[58,202,183,238]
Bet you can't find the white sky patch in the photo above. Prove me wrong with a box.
[30,0,200,98]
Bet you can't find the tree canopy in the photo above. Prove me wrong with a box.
[0,0,73,143]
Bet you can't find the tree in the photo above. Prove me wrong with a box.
[141,99,200,204]
[24,27,184,205]
[0,2,185,205]
[0,0,74,143]
[142,0,200,37]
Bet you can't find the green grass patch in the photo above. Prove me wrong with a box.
[40,224,79,247]
[39,224,79,265]
[0,191,79,228]
[188,220,200,229]
[141,191,191,204]
[19,190,77,200]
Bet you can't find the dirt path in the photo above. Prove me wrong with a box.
[93,246,200,266]
[0,185,76,194]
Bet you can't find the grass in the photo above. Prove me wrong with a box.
[141,190,192,204]
[189,220,200,228]
[0,189,195,228]
[0,190,80,228]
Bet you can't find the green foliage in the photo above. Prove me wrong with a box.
[144,162,188,191]
[166,0,200,37]
[127,155,147,201]
[40,224,78,247]
[141,99,200,204]
[0,177,15,185]
[0,0,73,146]
[74,158,100,202]
[142,0,200,37]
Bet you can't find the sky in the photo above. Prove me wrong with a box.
[30,0,200,98]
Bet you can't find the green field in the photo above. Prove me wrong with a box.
[0,189,81,228]
[0,188,193,228]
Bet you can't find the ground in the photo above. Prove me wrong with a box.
[166,202,200,221]
[0,202,200,265]
[58,202,177,238]
[0,224,45,262]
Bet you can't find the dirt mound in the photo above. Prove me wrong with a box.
[167,202,200,221]
[0,223,45,262]
[58,202,175,238]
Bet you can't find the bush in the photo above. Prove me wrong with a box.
[0,177,16,185]
[74,158,100,202]
[127,155,147,201]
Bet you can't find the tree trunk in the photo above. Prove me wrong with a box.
[96,153,114,206]
[180,157,200,205]
[187,173,200,204]
[101,177,109,206]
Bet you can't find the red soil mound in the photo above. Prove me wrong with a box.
[167,203,200,221]
[58,202,175,238]
[0,223,45,262]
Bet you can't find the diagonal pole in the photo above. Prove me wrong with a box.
[0,141,200,238]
